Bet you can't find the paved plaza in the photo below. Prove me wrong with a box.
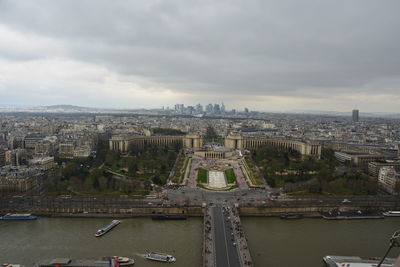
[187,158,250,190]
[208,171,227,188]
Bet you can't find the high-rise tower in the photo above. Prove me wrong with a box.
[352,109,359,122]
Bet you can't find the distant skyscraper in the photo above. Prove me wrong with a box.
[195,104,203,113]
[206,104,213,114]
[352,109,359,122]
[178,104,184,113]
[221,102,226,114]
[213,104,220,114]
[244,107,249,114]
[187,106,194,114]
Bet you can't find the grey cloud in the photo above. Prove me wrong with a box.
[1,0,400,99]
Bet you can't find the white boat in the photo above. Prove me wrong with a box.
[145,252,176,263]
[323,255,396,267]
[383,211,400,217]
[98,256,134,266]
[34,257,134,267]
[94,220,121,237]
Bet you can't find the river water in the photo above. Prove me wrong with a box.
[242,217,400,267]
[0,217,202,267]
[1,216,399,267]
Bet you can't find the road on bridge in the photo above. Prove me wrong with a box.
[213,205,241,267]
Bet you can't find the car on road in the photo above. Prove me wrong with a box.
[59,195,72,199]
[342,199,351,204]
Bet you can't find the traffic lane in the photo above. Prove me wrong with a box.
[213,206,240,267]
[213,206,231,267]
[221,208,241,267]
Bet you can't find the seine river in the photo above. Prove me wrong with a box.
[242,217,400,267]
[0,217,202,267]
[1,216,399,267]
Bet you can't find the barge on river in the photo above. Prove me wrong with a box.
[95,220,120,237]
[35,257,134,267]
[323,255,396,267]
[0,213,37,220]
[383,211,400,217]
[321,211,383,220]
[280,214,303,219]
[151,213,187,220]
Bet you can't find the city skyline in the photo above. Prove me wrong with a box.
[2,1,400,266]
[0,1,400,112]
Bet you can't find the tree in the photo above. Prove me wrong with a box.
[61,162,79,180]
[321,148,335,160]
[153,175,163,185]
[88,168,103,190]
[92,176,100,189]
[128,160,138,175]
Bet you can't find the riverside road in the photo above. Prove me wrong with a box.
[1,189,400,211]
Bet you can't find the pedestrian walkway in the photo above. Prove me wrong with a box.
[203,206,215,267]
[230,205,253,266]
[232,162,248,189]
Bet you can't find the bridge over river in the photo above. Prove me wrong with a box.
[203,204,253,267]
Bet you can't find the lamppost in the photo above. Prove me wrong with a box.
[377,230,400,267]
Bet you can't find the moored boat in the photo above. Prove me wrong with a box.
[145,252,176,263]
[321,211,384,220]
[280,214,303,219]
[35,257,134,267]
[383,211,400,217]
[323,255,396,267]
[151,214,187,220]
[0,213,37,220]
[98,256,134,266]
[95,220,120,237]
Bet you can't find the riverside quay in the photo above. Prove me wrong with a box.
[2,192,400,267]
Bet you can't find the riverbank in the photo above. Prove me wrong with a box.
[2,202,400,218]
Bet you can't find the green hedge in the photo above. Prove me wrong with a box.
[225,168,237,184]
[197,168,208,183]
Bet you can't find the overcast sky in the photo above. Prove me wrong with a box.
[0,0,399,112]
